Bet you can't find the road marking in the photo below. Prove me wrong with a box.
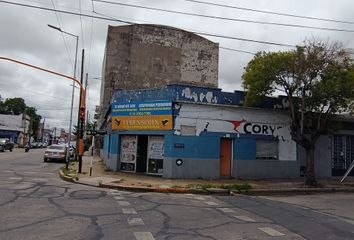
[220,208,234,213]
[110,189,119,193]
[128,218,145,226]
[9,177,22,180]
[234,215,256,222]
[134,232,155,240]
[2,170,14,173]
[23,171,36,174]
[206,201,218,206]
[32,178,47,182]
[117,201,131,206]
[114,195,125,200]
[195,197,205,200]
[258,227,285,236]
[122,208,137,214]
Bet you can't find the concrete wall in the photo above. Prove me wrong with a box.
[164,157,219,179]
[99,24,219,126]
[234,160,300,179]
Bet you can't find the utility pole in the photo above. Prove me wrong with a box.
[23,109,27,146]
[77,49,85,173]
[41,118,45,143]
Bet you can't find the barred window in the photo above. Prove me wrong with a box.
[256,139,278,160]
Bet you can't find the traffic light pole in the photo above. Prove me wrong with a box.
[0,57,86,163]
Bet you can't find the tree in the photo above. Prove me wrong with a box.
[242,40,354,186]
[2,97,26,115]
[25,106,41,140]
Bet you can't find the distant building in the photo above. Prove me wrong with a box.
[98,24,219,127]
[0,113,30,145]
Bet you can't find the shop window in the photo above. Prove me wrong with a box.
[181,125,196,136]
[256,139,278,160]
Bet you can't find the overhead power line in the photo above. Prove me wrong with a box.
[93,0,354,33]
[50,0,74,69]
[184,0,354,25]
[0,0,295,47]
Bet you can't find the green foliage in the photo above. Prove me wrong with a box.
[0,97,25,114]
[242,39,354,185]
[243,40,354,141]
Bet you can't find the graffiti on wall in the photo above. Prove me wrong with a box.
[174,104,292,140]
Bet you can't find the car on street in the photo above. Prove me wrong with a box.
[30,142,38,149]
[0,138,14,152]
[43,144,67,162]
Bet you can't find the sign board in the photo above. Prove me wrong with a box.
[120,135,137,172]
[112,101,172,130]
[147,136,164,175]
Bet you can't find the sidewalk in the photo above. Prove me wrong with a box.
[59,154,354,195]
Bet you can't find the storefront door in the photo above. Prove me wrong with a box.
[220,138,232,177]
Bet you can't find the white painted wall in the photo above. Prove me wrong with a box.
[174,103,297,161]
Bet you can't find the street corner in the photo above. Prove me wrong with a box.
[59,169,78,183]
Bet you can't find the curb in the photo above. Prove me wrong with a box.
[59,170,354,196]
[231,187,354,196]
[100,182,211,194]
[59,169,77,183]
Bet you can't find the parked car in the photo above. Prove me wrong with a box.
[37,142,43,148]
[43,144,67,162]
[0,144,4,152]
[69,144,76,157]
[31,142,38,149]
[0,138,14,152]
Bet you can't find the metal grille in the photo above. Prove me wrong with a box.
[331,135,354,176]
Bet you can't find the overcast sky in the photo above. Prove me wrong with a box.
[0,0,353,131]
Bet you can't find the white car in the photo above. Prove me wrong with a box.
[44,144,67,162]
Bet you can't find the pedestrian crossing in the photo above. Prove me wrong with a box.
[108,189,306,240]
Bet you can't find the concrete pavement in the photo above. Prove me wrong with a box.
[60,154,354,195]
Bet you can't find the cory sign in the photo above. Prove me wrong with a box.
[112,101,173,130]
[226,119,283,136]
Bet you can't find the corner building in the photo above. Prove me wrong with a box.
[101,85,298,179]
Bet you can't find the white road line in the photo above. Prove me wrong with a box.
[114,196,125,200]
[234,215,256,222]
[23,172,36,174]
[122,208,137,214]
[2,170,14,173]
[205,201,218,206]
[258,227,285,237]
[195,197,205,200]
[32,178,47,181]
[128,218,145,226]
[134,232,155,240]
[109,189,119,193]
[117,201,131,206]
[9,177,22,180]
[220,208,234,213]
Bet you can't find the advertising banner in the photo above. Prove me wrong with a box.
[112,101,172,130]
[120,135,137,172]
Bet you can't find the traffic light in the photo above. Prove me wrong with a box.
[79,107,85,121]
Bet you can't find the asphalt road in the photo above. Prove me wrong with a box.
[1,149,354,240]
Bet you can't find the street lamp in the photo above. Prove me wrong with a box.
[48,24,79,169]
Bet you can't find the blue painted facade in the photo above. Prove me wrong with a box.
[0,130,20,143]
[112,84,288,109]
[102,84,298,179]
